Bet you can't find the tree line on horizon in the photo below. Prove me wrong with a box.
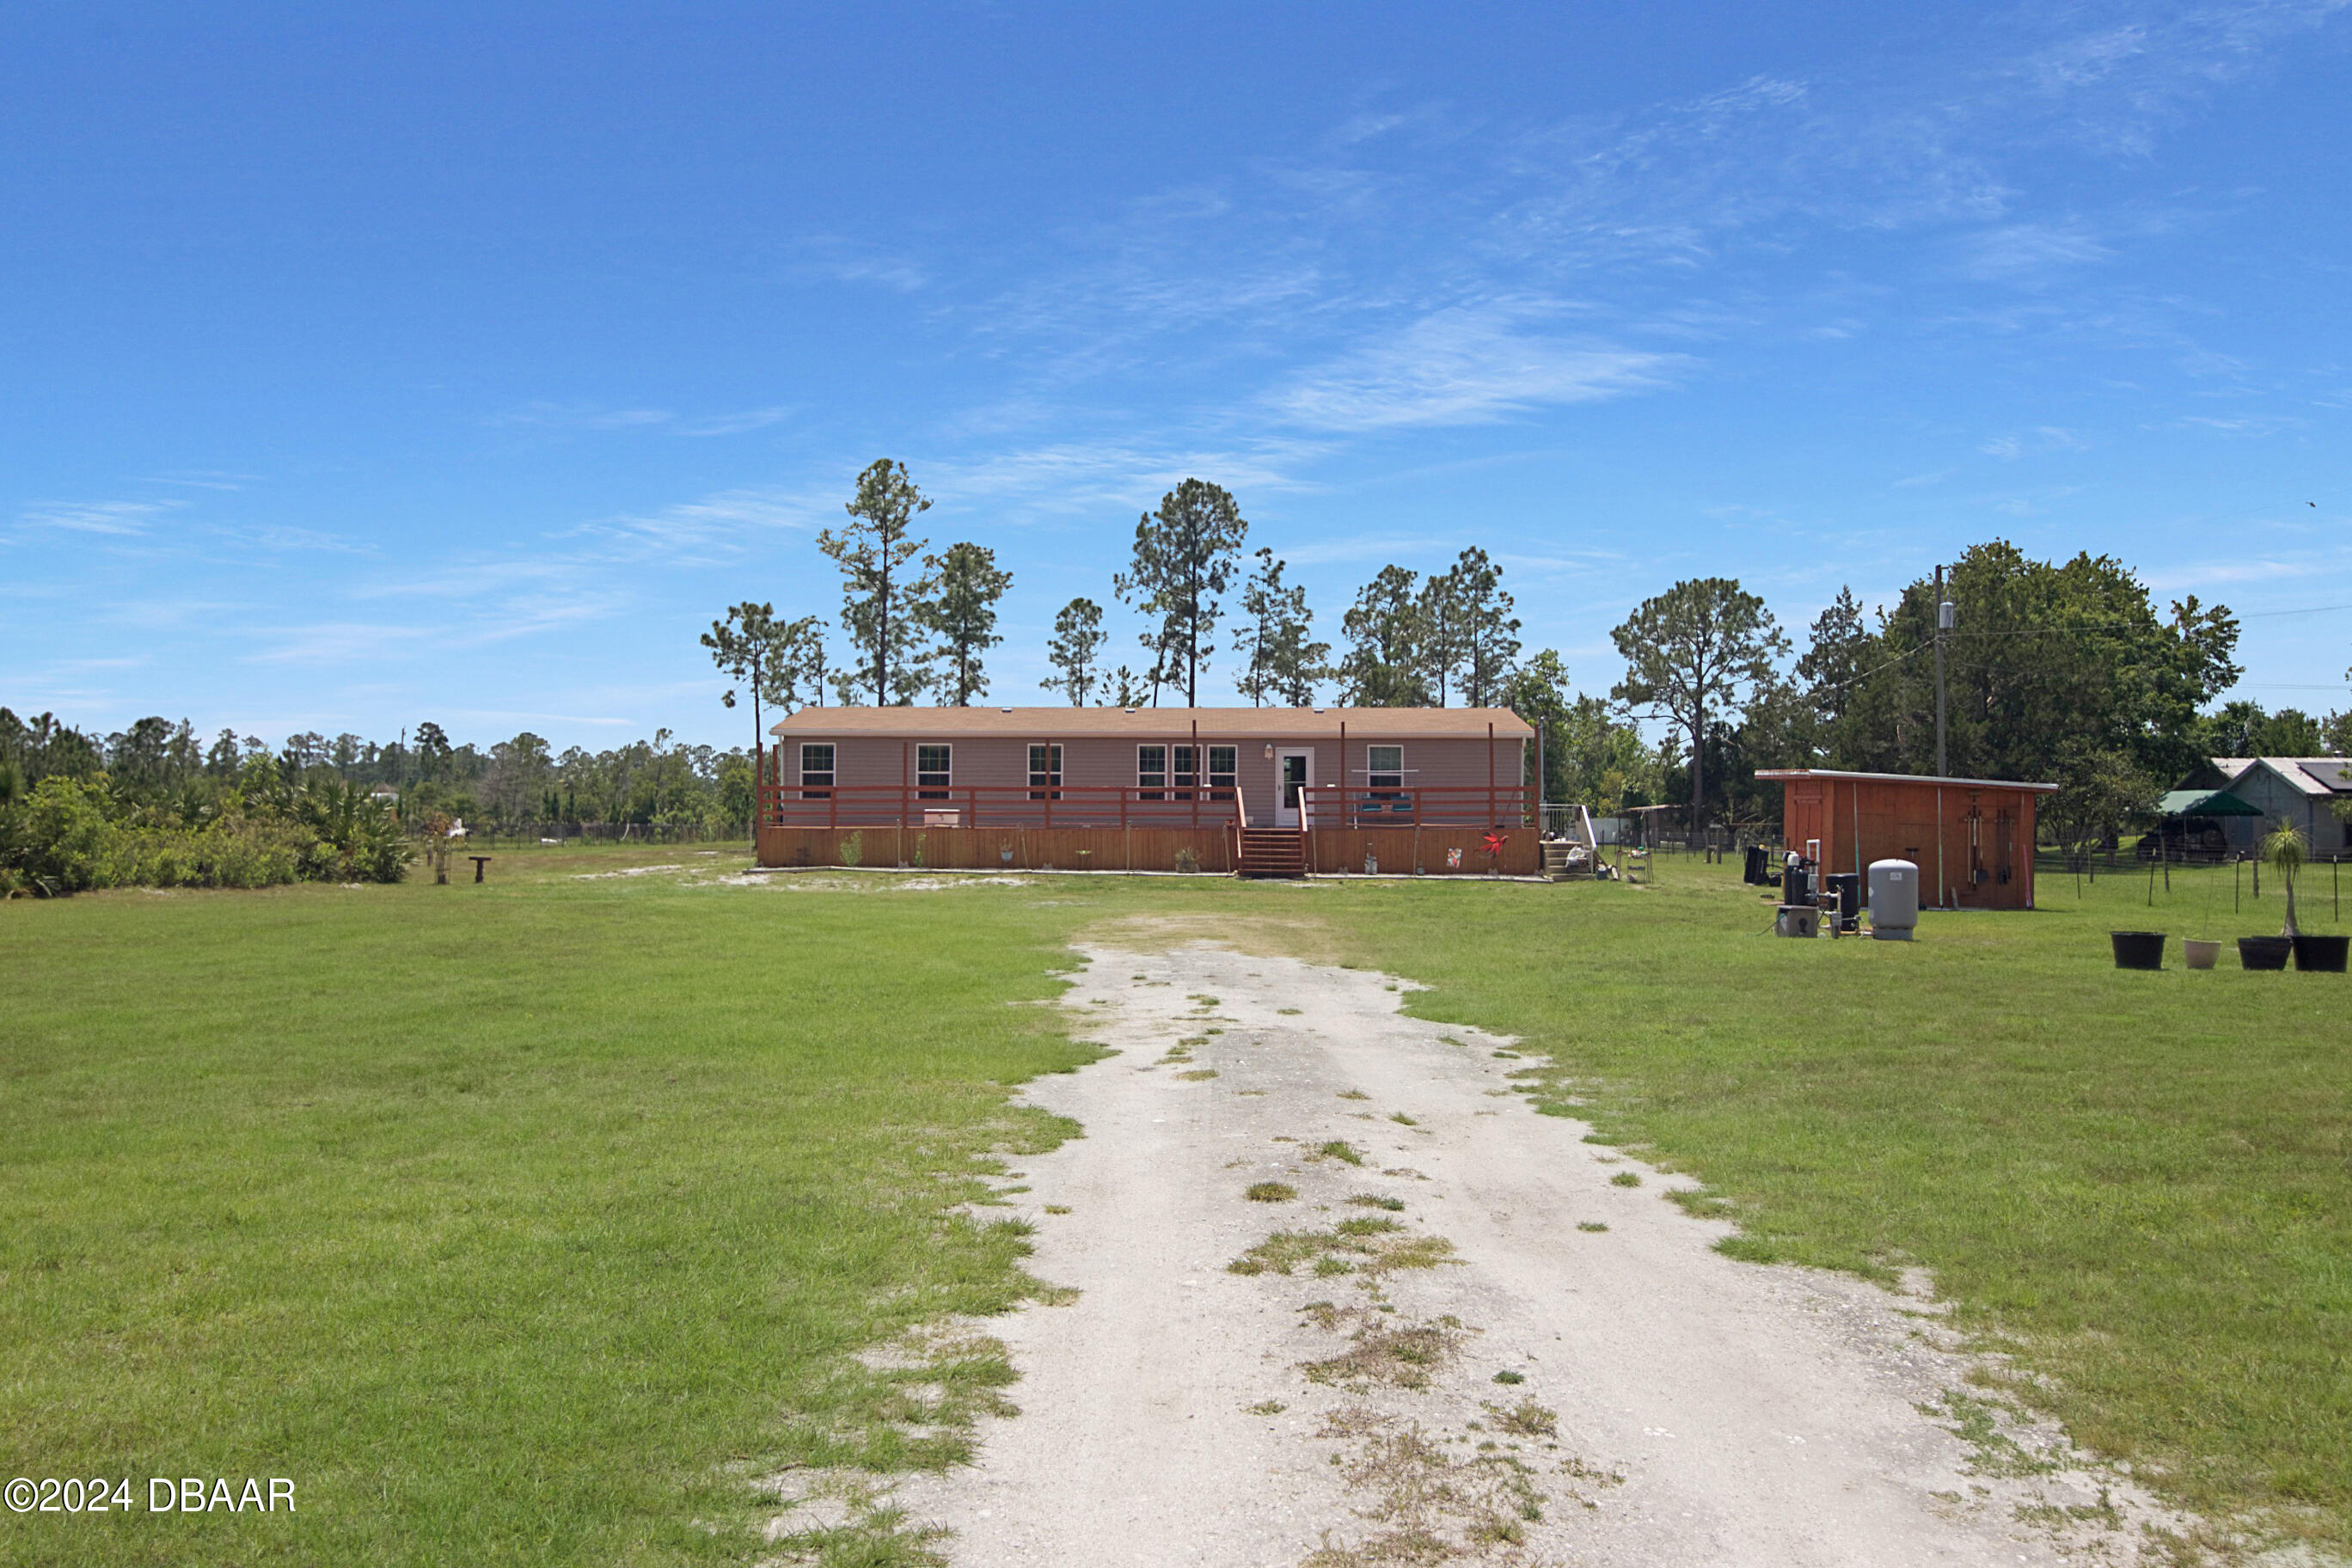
[0,710,768,893]
[9,462,2345,885]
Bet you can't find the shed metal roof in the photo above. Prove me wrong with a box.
[772,706,1534,740]
[1754,768,2059,793]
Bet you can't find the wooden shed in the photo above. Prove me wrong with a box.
[1755,769,2058,911]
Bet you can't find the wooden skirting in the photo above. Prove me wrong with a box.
[755,824,1539,877]
[1309,827,1539,878]
[756,824,1235,874]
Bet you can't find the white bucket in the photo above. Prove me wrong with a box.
[2183,939,2220,971]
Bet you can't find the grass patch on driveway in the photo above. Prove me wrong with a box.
[1308,854,2349,1556]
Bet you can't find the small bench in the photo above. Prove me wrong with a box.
[468,855,493,883]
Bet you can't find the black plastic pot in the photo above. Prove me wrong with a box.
[2110,931,2165,971]
[2239,936,2293,971]
[2292,934,2349,973]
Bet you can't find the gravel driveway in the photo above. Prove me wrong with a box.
[867,938,2182,1566]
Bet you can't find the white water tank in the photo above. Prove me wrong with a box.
[1868,859,1919,941]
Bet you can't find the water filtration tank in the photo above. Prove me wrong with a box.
[1867,859,1919,940]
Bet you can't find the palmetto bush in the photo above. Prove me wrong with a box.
[0,775,409,894]
[297,781,413,883]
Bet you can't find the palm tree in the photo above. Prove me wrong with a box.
[2263,825,2307,939]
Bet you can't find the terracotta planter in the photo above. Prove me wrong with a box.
[2292,934,2349,973]
[2182,939,2220,971]
[2110,931,2165,971]
[2239,936,2292,971]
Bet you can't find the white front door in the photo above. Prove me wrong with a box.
[1274,749,1313,828]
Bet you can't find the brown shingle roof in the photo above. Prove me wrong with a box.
[772,706,1533,739]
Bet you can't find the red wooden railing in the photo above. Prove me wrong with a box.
[1296,783,1531,830]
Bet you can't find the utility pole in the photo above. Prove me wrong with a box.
[1933,566,1952,778]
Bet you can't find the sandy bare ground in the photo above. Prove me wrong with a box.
[776,937,2188,1567]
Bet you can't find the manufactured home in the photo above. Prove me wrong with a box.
[1756,769,2057,911]
[758,706,1535,876]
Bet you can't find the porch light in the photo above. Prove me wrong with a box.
[1263,744,1275,759]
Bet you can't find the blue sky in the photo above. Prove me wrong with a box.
[4,1,2349,753]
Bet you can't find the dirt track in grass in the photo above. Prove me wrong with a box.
[845,937,2192,1566]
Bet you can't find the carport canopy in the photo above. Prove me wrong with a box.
[2155,788,2262,817]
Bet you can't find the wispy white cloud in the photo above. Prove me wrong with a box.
[791,236,931,293]
[1980,426,2091,459]
[214,524,379,555]
[138,471,256,492]
[560,484,831,561]
[16,499,181,536]
[489,402,676,431]
[2145,555,2314,590]
[677,406,795,437]
[489,401,795,438]
[1266,302,1681,432]
[249,588,628,665]
[1278,531,1464,567]
[1960,223,2116,282]
[2155,412,2307,436]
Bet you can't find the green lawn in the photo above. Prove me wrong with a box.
[1,848,1100,1566]
[3,845,2345,1563]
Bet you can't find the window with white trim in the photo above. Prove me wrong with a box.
[916,744,952,799]
[1136,744,1167,799]
[1368,745,1404,790]
[1173,744,1198,799]
[1207,744,1237,797]
[1027,743,1063,799]
[799,743,836,793]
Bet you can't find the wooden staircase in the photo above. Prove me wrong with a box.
[1237,827,1307,879]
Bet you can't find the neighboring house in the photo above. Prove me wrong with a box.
[759,706,1535,876]
[2173,757,2352,854]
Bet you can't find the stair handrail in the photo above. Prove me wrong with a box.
[1232,778,1246,873]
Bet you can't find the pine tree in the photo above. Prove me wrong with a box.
[1234,548,1329,707]
[818,460,935,705]
[1338,567,1433,707]
[919,542,1013,706]
[1113,479,1248,707]
[1040,597,1107,706]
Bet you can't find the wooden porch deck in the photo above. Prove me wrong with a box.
[752,822,1538,878]
[752,773,1538,877]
